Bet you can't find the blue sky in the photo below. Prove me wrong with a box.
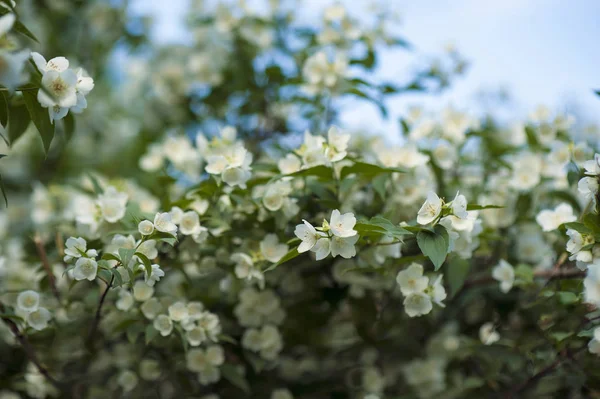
[130,0,600,137]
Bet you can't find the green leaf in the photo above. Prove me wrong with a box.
[446,256,471,297]
[187,177,220,198]
[0,7,38,42]
[7,103,30,145]
[150,231,177,246]
[218,334,238,345]
[118,248,136,268]
[13,20,39,43]
[372,174,388,200]
[264,247,299,271]
[111,268,124,288]
[101,252,121,262]
[416,225,449,270]
[135,252,153,278]
[515,264,534,285]
[0,313,24,322]
[0,172,6,206]
[340,161,405,180]
[22,89,54,154]
[466,204,504,211]
[557,291,578,305]
[220,364,251,394]
[286,165,333,180]
[563,222,591,234]
[355,216,411,240]
[550,331,573,343]
[87,173,104,195]
[583,213,600,235]
[126,323,143,344]
[145,325,158,345]
[97,268,111,283]
[63,112,75,142]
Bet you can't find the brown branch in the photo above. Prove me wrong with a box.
[33,234,60,301]
[461,267,585,291]
[0,304,62,391]
[86,274,114,347]
[505,346,586,398]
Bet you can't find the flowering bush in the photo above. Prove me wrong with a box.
[0,1,599,398]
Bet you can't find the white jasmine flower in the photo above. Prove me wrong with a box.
[431,275,447,306]
[205,145,253,188]
[138,220,154,236]
[295,220,325,253]
[417,191,443,225]
[578,177,599,200]
[187,327,208,346]
[262,181,292,212]
[329,209,357,238]
[26,307,51,331]
[37,68,78,110]
[509,152,542,192]
[153,212,178,235]
[395,145,430,169]
[153,314,173,336]
[302,50,348,90]
[260,234,288,263]
[97,186,128,223]
[73,257,98,281]
[232,253,264,285]
[117,370,138,392]
[588,327,600,355]
[133,281,154,302]
[330,235,359,258]
[179,211,202,236]
[0,49,29,91]
[169,206,184,224]
[584,263,600,306]
[136,240,158,260]
[326,126,350,162]
[403,292,433,317]
[0,13,15,35]
[312,237,331,260]
[566,229,586,255]
[64,237,87,261]
[492,260,515,293]
[278,154,301,174]
[116,289,134,311]
[583,154,600,175]
[139,359,161,381]
[144,264,164,287]
[396,263,428,296]
[450,192,468,219]
[141,298,162,320]
[168,301,189,322]
[186,346,224,373]
[31,52,69,73]
[17,290,40,313]
[431,140,457,170]
[479,322,500,345]
[323,3,345,21]
[536,203,576,232]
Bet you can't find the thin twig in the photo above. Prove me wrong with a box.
[0,304,62,390]
[505,346,586,398]
[86,274,114,347]
[33,234,60,301]
[461,267,585,291]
